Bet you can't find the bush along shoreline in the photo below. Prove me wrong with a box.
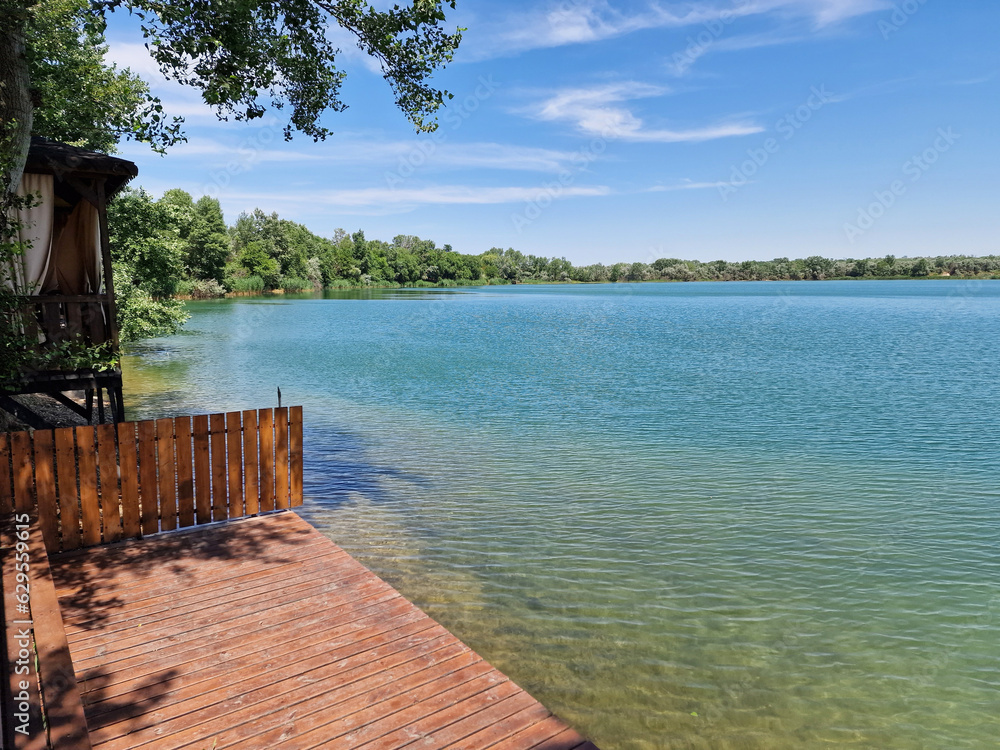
[108,187,1000,340]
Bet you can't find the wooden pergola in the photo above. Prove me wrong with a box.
[1,138,137,427]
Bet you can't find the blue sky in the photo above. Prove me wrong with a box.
[105,1,999,264]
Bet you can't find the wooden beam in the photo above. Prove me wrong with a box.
[49,392,89,420]
[95,179,121,355]
[0,396,51,430]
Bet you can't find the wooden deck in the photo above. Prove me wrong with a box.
[48,511,597,750]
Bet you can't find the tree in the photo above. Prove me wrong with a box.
[1,0,462,194]
[106,187,189,340]
[186,196,230,283]
[27,0,182,153]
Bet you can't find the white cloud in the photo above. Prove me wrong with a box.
[309,140,584,172]
[130,134,584,173]
[220,184,612,211]
[104,41,224,123]
[527,83,764,142]
[645,180,732,191]
[467,0,890,60]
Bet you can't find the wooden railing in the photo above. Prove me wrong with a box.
[0,406,302,748]
[0,406,303,555]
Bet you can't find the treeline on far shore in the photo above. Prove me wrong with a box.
[108,187,1000,341]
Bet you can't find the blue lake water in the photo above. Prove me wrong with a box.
[122,280,1000,749]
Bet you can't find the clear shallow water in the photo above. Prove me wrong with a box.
[122,281,1000,749]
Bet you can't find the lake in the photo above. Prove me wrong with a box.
[122,280,1000,749]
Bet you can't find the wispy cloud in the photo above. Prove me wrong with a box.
[666,28,807,77]
[104,41,224,123]
[219,184,612,212]
[526,83,763,142]
[645,180,732,192]
[320,141,584,173]
[121,135,583,174]
[467,0,890,61]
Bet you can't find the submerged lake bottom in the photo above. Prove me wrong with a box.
[122,281,1000,749]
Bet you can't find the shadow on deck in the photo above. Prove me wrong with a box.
[48,511,599,750]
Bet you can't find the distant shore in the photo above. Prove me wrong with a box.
[172,271,1000,299]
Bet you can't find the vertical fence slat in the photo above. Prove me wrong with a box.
[242,409,259,515]
[32,431,59,550]
[11,431,34,514]
[258,408,275,513]
[209,413,227,522]
[96,424,122,543]
[54,427,80,551]
[3,405,302,551]
[117,422,141,539]
[137,420,159,536]
[275,407,289,510]
[175,416,195,528]
[0,433,12,514]
[226,412,244,519]
[289,405,303,507]
[76,427,101,546]
[193,415,211,524]
[156,418,177,532]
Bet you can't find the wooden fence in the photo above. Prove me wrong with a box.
[1,511,91,749]
[0,407,302,555]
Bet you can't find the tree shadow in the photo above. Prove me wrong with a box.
[49,511,315,632]
[303,427,431,510]
[45,511,323,744]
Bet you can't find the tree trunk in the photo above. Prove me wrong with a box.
[0,5,34,196]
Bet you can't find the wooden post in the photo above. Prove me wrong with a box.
[95,179,121,357]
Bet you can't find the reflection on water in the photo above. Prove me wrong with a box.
[122,281,1000,749]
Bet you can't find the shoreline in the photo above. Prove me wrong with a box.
[171,272,1000,300]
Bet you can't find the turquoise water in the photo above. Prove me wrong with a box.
[122,281,1000,749]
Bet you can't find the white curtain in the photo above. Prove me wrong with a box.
[3,173,55,293]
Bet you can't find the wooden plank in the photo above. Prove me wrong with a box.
[156,418,177,532]
[226,411,244,519]
[274,406,289,510]
[116,422,141,539]
[76,426,102,547]
[209,413,227,522]
[48,512,597,750]
[10,430,34,514]
[0,433,12,515]
[289,405,303,507]
[1,517,45,745]
[95,424,122,543]
[258,408,275,513]
[22,513,94,749]
[54,427,80,551]
[136,420,158,536]
[32,430,60,552]
[192,415,211,525]
[242,409,259,516]
[85,620,449,741]
[174,416,195,528]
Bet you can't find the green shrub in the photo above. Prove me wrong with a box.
[187,279,226,298]
[279,276,313,292]
[226,275,265,293]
